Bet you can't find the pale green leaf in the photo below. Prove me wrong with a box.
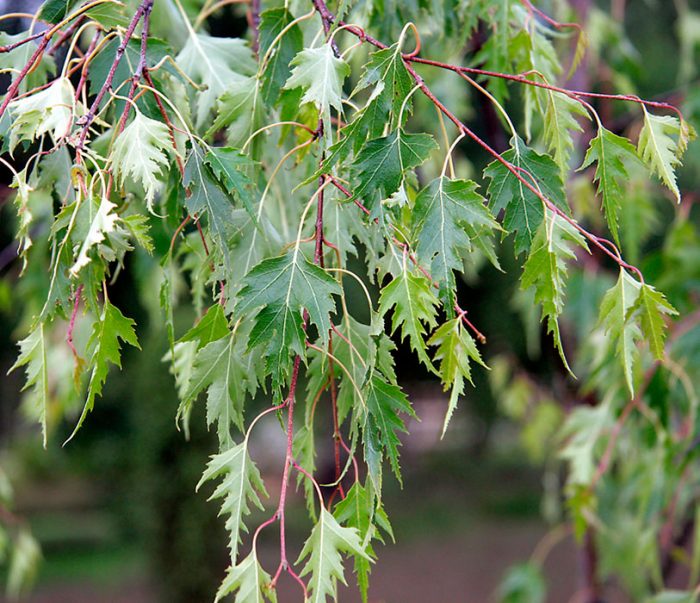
[428,317,487,436]
[9,77,75,150]
[543,91,587,176]
[9,325,49,447]
[637,110,683,202]
[284,45,350,143]
[6,529,41,599]
[111,110,170,211]
[296,507,370,603]
[176,34,256,128]
[521,210,588,372]
[579,126,641,245]
[70,197,120,276]
[598,268,642,397]
[215,550,276,603]
[183,333,251,447]
[631,284,677,360]
[197,441,268,562]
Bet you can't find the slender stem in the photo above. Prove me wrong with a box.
[249,0,261,54]
[0,36,52,119]
[77,0,154,149]
[66,284,84,364]
[272,354,302,583]
[0,30,45,53]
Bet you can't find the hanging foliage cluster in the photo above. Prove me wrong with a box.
[1,0,699,600]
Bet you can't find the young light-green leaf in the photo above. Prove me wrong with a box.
[637,110,683,202]
[378,267,439,369]
[197,441,268,562]
[579,127,641,245]
[521,211,588,372]
[284,45,350,143]
[296,507,370,603]
[598,269,642,397]
[428,317,487,436]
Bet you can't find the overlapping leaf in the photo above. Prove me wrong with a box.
[355,43,413,127]
[484,137,569,255]
[183,146,238,268]
[521,210,587,371]
[412,177,497,304]
[362,374,415,488]
[598,269,642,396]
[183,333,252,447]
[333,481,392,602]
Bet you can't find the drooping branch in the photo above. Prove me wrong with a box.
[311,0,650,283]
[77,0,154,150]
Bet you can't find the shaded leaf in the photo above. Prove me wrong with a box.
[484,137,569,255]
[67,302,140,442]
